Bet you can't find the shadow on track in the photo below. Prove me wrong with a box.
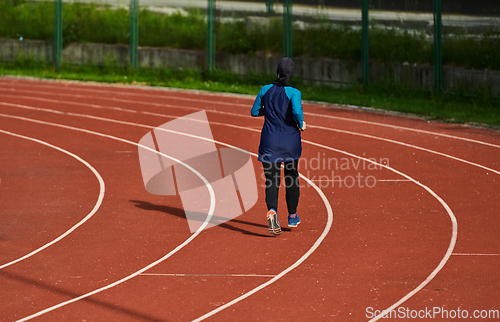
[0,270,163,322]
[130,200,290,238]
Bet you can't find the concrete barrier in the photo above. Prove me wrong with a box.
[0,39,53,63]
[1,38,498,96]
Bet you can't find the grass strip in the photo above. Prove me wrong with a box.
[1,61,499,128]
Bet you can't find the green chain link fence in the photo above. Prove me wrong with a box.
[2,0,498,95]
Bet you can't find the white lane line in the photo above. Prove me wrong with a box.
[193,174,333,322]
[0,130,105,270]
[0,93,252,128]
[140,273,277,277]
[0,89,251,121]
[0,92,173,117]
[452,253,499,256]
[3,100,499,177]
[2,81,499,149]
[0,116,217,322]
[297,140,457,322]
[0,82,242,108]
[312,179,410,182]
[3,102,460,322]
[0,88,202,113]
[0,112,334,322]
[0,102,252,155]
[304,111,500,149]
[309,124,500,175]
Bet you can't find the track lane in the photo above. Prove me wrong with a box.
[0,94,498,175]
[0,130,105,270]
[1,78,499,149]
[1,81,499,176]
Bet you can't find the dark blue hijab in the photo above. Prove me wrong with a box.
[272,57,294,87]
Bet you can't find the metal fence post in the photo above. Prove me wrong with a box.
[266,0,274,15]
[283,0,293,58]
[129,0,138,69]
[54,0,62,73]
[361,0,369,86]
[433,0,443,95]
[207,0,215,76]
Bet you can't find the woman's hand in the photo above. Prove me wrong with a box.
[300,121,306,131]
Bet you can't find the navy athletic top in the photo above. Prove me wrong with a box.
[251,84,304,163]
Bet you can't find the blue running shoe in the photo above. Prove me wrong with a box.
[267,209,281,236]
[288,214,301,227]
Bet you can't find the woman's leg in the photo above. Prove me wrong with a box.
[283,159,300,214]
[262,162,281,211]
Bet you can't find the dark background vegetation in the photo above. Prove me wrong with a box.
[1,0,499,70]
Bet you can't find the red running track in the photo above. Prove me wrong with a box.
[0,77,499,321]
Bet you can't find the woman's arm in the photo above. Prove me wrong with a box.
[251,85,272,117]
[288,88,304,130]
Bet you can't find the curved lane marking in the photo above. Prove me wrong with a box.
[299,140,457,322]
[309,124,500,175]
[193,173,333,322]
[2,101,499,176]
[0,130,105,270]
[1,84,499,149]
[0,115,217,322]
[303,111,500,149]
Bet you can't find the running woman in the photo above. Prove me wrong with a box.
[251,57,306,236]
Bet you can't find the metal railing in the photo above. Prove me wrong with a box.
[53,0,62,73]
[129,0,139,69]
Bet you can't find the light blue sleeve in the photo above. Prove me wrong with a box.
[251,84,273,117]
[285,87,304,129]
